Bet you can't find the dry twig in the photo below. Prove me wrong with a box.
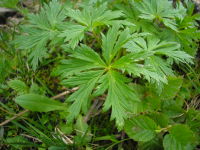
[21,134,42,142]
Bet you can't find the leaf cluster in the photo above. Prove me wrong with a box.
[1,0,200,149]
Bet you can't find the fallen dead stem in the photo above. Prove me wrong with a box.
[83,98,104,123]
[0,87,79,126]
[21,134,42,142]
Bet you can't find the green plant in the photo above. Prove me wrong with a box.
[1,0,200,149]
[53,25,192,129]
[14,0,67,70]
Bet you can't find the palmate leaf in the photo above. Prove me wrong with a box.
[56,26,193,129]
[132,0,187,31]
[118,2,160,35]
[14,0,66,70]
[60,64,140,128]
[57,27,140,128]
[27,0,66,29]
[112,55,168,84]
[124,36,181,55]
[159,1,200,57]
[67,3,124,28]
[122,36,193,83]
[60,3,128,48]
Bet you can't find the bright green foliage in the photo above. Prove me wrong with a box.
[161,1,200,56]
[125,35,193,64]
[60,3,130,48]
[55,25,192,129]
[15,0,66,70]
[121,0,200,56]
[15,94,66,112]
[56,26,141,128]
[1,0,200,149]
[122,36,192,83]
[133,0,185,31]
